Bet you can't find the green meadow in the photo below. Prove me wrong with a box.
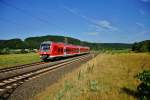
[0,53,40,69]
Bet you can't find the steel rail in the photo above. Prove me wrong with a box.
[0,54,89,81]
[0,54,91,99]
[0,62,44,73]
[0,54,88,73]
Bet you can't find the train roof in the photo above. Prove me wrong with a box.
[41,41,64,44]
[41,41,51,44]
[40,41,90,48]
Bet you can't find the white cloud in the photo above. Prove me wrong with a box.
[95,20,118,31]
[140,29,150,34]
[63,7,79,15]
[139,9,146,15]
[136,22,145,28]
[141,0,150,2]
[63,6,118,31]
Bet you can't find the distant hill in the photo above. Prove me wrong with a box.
[0,39,25,49]
[0,35,132,50]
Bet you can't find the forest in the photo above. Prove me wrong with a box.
[0,35,132,50]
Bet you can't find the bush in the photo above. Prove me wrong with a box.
[0,48,10,54]
[0,49,2,54]
[20,49,28,53]
[132,40,150,52]
[0,49,30,54]
[136,70,150,100]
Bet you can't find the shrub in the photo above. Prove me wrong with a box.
[20,49,28,53]
[132,40,150,52]
[88,80,99,92]
[0,48,10,54]
[136,70,150,100]
[55,81,73,100]
[0,49,2,54]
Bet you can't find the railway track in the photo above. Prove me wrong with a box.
[0,54,87,73]
[0,62,45,73]
[0,54,91,99]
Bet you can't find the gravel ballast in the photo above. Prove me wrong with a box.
[9,54,95,100]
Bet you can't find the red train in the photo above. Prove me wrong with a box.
[39,41,90,61]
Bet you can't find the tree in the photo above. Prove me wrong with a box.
[132,40,150,52]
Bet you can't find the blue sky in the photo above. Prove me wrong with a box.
[0,0,150,43]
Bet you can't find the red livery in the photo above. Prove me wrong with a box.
[39,41,90,61]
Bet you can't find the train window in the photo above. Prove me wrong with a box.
[61,48,63,53]
[66,48,70,53]
[40,44,50,51]
[75,48,79,52]
[58,48,61,53]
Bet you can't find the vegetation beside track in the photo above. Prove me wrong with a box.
[0,53,40,69]
[35,53,150,100]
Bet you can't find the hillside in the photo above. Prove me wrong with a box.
[0,35,132,50]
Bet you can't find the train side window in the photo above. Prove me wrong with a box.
[54,46,57,53]
[58,48,61,53]
[57,48,59,53]
[59,48,62,53]
[66,48,70,53]
[61,48,63,53]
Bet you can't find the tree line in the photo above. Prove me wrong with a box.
[0,35,132,50]
[132,40,150,52]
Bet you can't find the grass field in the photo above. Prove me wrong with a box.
[34,53,150,100]
[0,53,40,69]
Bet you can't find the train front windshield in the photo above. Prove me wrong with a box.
[40,44,50,51]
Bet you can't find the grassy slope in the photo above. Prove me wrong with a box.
[0,53,40,69]
[34,53,150,100]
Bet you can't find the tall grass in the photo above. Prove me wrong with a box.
[34,53,150,100]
